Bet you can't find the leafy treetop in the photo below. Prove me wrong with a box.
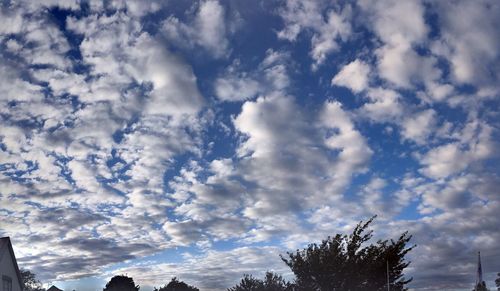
[103,275,140,291]
[154,277,199,291]
[280,216,415,291]
[20,269,45,291]
[228,271,293,291]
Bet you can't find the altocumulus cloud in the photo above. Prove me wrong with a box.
[0,0,499,290]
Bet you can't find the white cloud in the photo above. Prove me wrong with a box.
[401,109,437,144]
[227,95,330,223]
[423,82,455,103]
[278,0,352,69]
[102,0,162,17]
[359,0,441,88]
[419,120,496,179]
[356,88,403,123]
[420,143,470,179]
[359,177,393,216]
[360,0,427,45]
[215,74,261,101]
[376,43,439,88]
[162,0,229,58]
[215,50,290,101]
[195,0,228,56]
[128,35,205,116]
[319,101,373,178]
[421,175,472,210]
[68,12,204,117]
[0,5,24,35]
[331,59,371,93]
[431,0,500,88]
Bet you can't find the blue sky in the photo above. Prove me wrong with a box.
[0,0,499,290]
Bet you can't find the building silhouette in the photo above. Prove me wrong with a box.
[0,237,23,291]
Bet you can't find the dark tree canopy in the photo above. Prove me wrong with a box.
[154,277,199,291]
[495,272,500,291]
[20,269,45,291]
[281,216,415,291]
[103,275,140,291]
[228,272,293,291]
[260,272,293,291]
[473,281,488,291]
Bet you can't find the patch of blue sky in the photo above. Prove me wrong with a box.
[109,245,197,271]
[52,276,106,291]
[47,7,87,66]
[0,161,38,183]
[395,199,424,221]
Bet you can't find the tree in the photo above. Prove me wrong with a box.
[228,271,293,291]
[281,216,415,291]
[496,272,500,291]
[103,275,140,291]
[260,272,293,291]
[154,277,199,291]
[473,281,488,291]
[228,274,263,291]
[20,269,45,291]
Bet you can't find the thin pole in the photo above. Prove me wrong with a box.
[387,260,390,291]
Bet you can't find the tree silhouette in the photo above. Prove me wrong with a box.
[260,272,293,291]
[103,275,140,291]
[228,274,262,291]
[281,216,415,291]
[154,277,199,291]
[228,272,293,291]
[473,281,488,291]
[20,269,45,291]
[496,272,500,291]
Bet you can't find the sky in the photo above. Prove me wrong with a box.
[0,0,499,290]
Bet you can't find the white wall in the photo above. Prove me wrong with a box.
[0,246,22,291]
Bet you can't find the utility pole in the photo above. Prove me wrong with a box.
[387,260,390,291]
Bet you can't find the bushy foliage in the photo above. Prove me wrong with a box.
[154,277,199,291]
[20,269,45,291]
[473,281,488,291]
[103,275,140,291]
[281,216,415,291]
[472,281,488,291]
[228,272,293,291]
